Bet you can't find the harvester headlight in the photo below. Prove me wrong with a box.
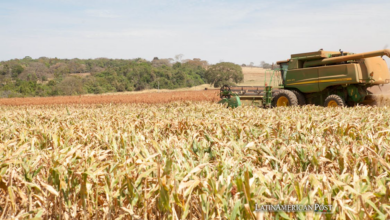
[386,79,390,84]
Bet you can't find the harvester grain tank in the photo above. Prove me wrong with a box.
[219,49,390,107]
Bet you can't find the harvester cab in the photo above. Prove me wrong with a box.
[219,49,390,108]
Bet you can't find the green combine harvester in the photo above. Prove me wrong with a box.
[219,49,390,108]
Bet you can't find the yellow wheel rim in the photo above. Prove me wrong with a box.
[327,100,338,107]
[276,96,289,106]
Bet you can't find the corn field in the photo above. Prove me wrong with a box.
[0,102,389,219]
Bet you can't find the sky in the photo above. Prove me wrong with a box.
[0,0,390,65]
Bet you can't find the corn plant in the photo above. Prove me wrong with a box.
[0,103,389,219]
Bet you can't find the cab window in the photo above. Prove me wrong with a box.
[280,63,288,82]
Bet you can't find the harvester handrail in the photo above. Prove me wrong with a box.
[264,68,284,87]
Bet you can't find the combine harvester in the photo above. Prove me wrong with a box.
[219,49,390,108]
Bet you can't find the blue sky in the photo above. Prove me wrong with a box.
[1,0,389,65]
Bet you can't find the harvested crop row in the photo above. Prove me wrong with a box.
[0,103,389,219]
[0,89,219,105]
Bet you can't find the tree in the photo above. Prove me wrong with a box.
[173,70,186,87]
[56,76,84,95]
[263,63,272,69]
[260,61,265,67]
[260,61,272,69]
[182,58,208,69]
[0,55,209,96]
[1,64,10,75]
[23,56,32,61]
[11,64,24,79]
[151,58,173,68]
[21,62,48,82]
[50,63,70,81]
[205,62,243,87]
[174,54,184,63]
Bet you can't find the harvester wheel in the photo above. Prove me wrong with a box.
[290,90,306,106]
[324,94,346,107]
[272,90,298,107]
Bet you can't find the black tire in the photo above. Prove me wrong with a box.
[272,89,298,107]
[290,90,306,106]
[324,94,346,107]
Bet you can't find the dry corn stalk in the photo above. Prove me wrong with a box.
[0,103,389,219]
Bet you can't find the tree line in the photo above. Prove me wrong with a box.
[242,61,273,69]
[0,56,243,98]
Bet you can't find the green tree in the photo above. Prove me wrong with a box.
[0,55,210,97]
[23,56,32,61]
[11,64,24,79]
[205,62,243,87]
[1,64,10,75]
[56,76,84,95]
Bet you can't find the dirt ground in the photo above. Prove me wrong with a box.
[0,89,220,105]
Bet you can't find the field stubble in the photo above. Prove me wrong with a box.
[0,89,219,105]
[0,103,390,219]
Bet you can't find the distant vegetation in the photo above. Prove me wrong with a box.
[205,62,243,87]
[0,56,217,98]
